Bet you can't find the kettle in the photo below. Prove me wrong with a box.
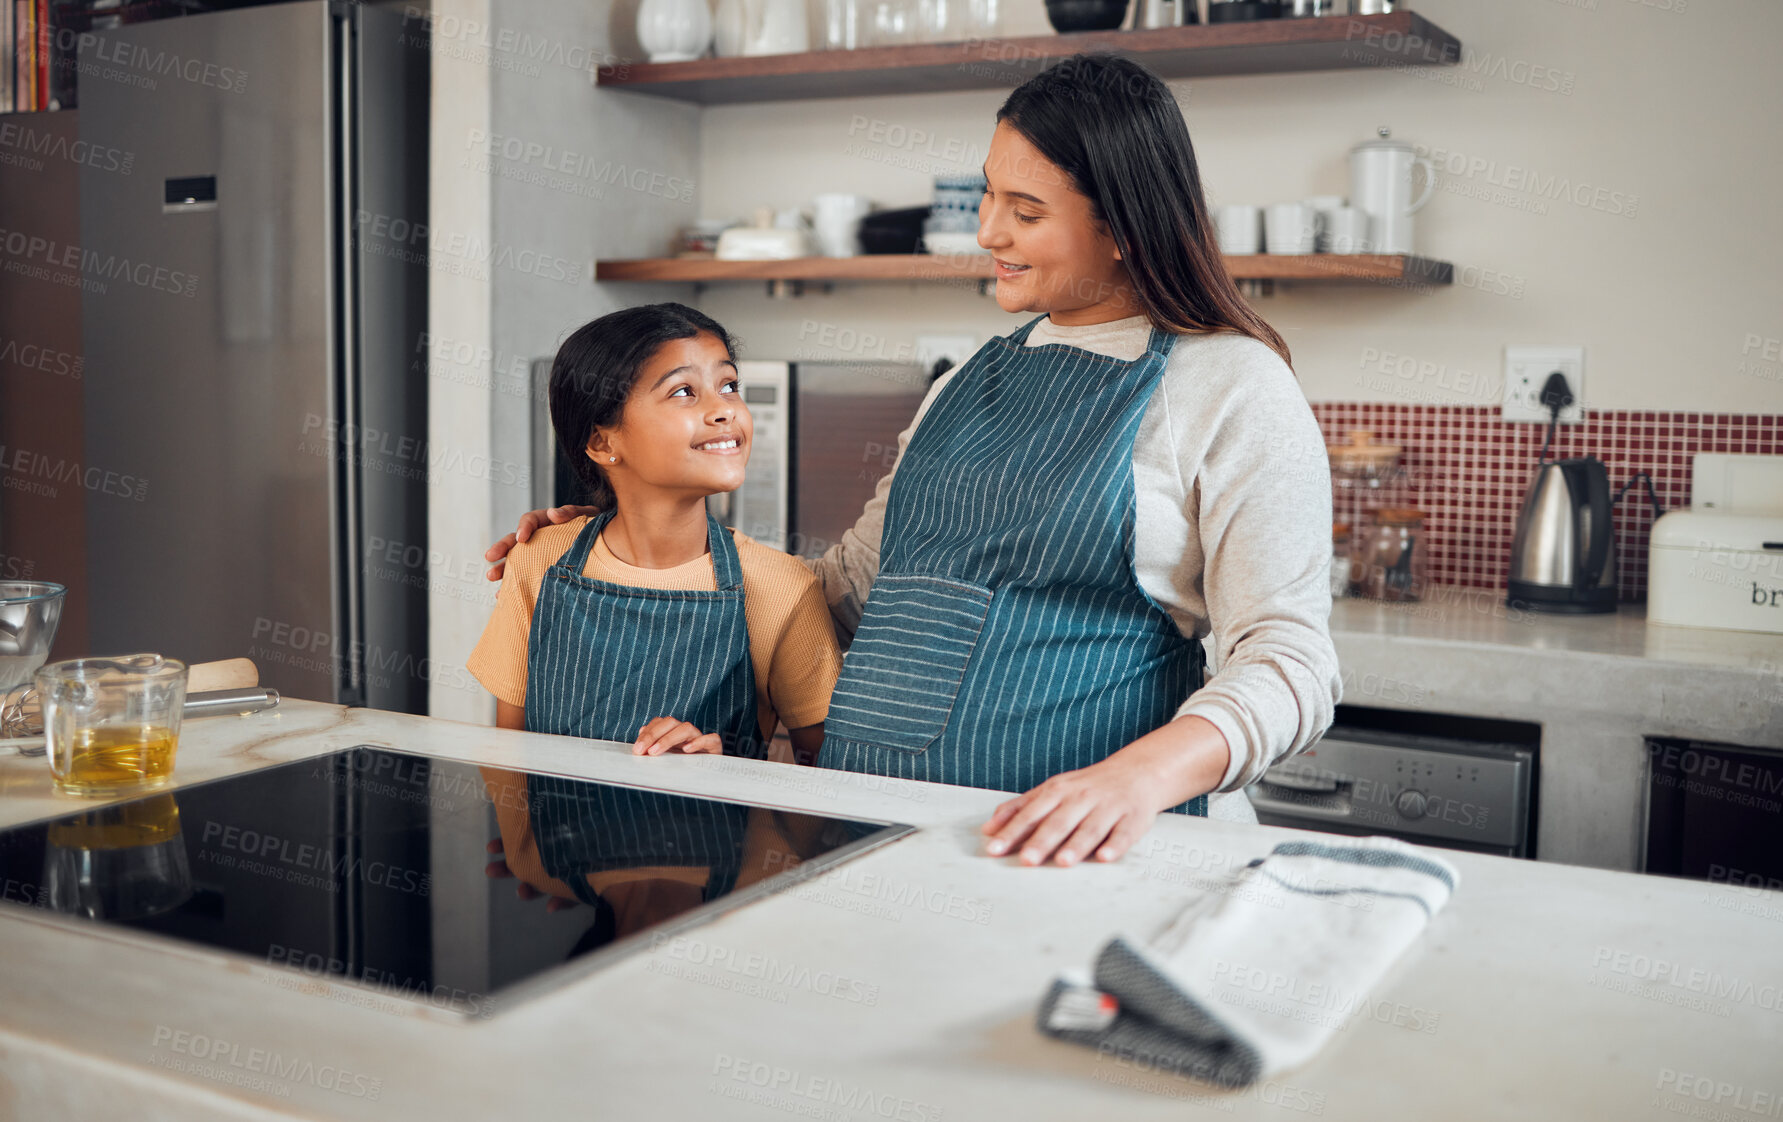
[1506,457,1617,613]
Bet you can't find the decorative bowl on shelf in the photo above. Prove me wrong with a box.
[637,0,714,62]
[921,231,989,256]
[1045,0,1131,33]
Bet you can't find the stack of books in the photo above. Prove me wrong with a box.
[2,0,212,113]
[2,1,54,112]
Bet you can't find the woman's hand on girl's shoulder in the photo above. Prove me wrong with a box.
[483,505,600,581]
[633,716,724,756]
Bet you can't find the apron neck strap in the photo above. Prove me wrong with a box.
[557,510,615,574]
[555,510,742,592]
[1007,315,1049,345]
[705,514,744,591]
[1144,322,1179,359]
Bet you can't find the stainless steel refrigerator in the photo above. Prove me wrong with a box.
[79,1,428,711]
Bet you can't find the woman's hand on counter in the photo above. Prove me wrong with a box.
[484,505,601,581]
[981,715,1231,867]
[633,716,724,756]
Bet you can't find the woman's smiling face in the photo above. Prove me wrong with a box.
[977,121,1140,326]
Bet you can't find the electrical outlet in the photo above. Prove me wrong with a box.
[915,334,977,375]
[1502,345,1585,424]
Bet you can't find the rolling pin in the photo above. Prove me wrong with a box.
[187,657,260,693]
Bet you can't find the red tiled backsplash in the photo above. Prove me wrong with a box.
[1310,404,1783,601]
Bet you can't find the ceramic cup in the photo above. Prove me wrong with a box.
[1214,203,1261,255]
[813,193,872,257]
[1324,206,1372,254]
[1304,194,1345,252]
[1264,202,1317,255]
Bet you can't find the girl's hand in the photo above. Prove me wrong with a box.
[980,715,1230,867]
[633,717,723,756]
[484,505,600,581]
[485,837,577,911]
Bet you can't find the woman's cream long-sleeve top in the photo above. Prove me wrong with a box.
[804,314,1343,821]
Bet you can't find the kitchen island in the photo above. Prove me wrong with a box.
[1,699,1779,1120]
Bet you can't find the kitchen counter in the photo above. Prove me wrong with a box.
[2,700,1780,1121]
[1326,586,1783,870]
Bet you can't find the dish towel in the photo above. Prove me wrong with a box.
[1037,836,1459,1089]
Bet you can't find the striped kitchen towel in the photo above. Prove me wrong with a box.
[1037,836,1459,1089]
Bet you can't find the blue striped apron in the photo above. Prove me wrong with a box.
[522,512,759,902]
[822,315,1208,817]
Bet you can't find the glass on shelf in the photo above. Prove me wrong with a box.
[914,0,961,41]
[864,0,914,45]
[821,0,865,49]
[961,0,1000,35]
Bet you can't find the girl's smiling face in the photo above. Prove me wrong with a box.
[977,121,1141,326]
[590,331,752,502]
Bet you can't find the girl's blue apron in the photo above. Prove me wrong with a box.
[521,511,762,902]
[822,315,1208,817]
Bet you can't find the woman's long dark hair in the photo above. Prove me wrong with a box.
[548,302,737,512]
[996,54,1291,367]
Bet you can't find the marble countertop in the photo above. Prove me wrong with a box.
[3,701,1781,1120]
[1331,586,1783,677]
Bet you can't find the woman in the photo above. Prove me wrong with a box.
[485,54,1340,870]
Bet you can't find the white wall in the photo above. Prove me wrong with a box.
[427,0,496,722]
[686,0,1783,414]
[428,0,702,720]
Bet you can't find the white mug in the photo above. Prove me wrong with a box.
[1214,204,1261,255]
[1324,206,1371,254]
[1304,194,1344,252]
[1264,202,1317,255]
[812,193,872,257]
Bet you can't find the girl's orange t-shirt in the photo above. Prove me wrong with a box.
[467,517,841,741]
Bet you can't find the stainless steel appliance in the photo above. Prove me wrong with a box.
[708,361,792,551]
[1248,711,1537,858]
[78,3,428,710]
[785,361,932,559]
[1506,457,1618,614]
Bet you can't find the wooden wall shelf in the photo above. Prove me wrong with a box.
[594,253,1453,286]
[594,12,1459,104]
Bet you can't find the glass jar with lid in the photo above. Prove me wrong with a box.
[1355,507,1428,602]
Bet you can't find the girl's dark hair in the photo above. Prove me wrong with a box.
[548,302,737,512]
[996,54,1291,367]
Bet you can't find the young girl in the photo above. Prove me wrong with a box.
[467,302,839,766]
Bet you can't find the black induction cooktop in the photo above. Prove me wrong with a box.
[0,747,912,1018]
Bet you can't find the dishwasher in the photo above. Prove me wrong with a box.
[1246,707,1539,859]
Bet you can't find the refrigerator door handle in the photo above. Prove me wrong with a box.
[332,4,367,707]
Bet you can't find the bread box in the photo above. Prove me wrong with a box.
[1648,509,1783,634]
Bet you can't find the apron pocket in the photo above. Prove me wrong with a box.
[825,574,993,755]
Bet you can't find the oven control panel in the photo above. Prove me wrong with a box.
[1248,730,1532,852]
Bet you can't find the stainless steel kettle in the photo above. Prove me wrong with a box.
[1506,457,1617,613]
